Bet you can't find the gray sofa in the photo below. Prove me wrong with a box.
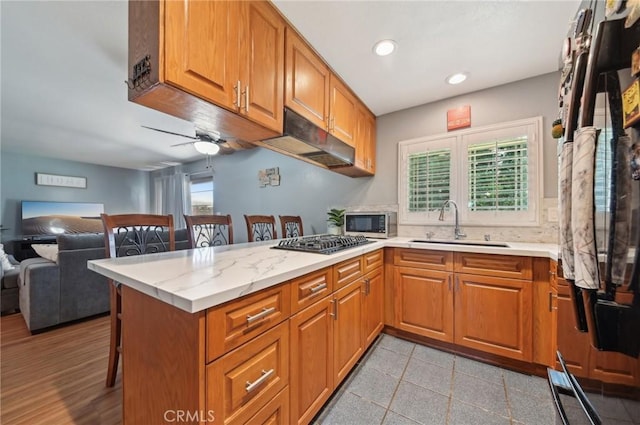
[19,229,189,332]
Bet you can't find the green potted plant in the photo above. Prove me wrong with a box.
[327,208,345,235]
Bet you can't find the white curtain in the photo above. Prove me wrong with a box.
[154,172,191,229]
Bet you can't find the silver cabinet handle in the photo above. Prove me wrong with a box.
[330,299,338,320]
[309,283,327,295]
[245,368,274,393]
[234,80,241,108]
[244,85,250,112]
[365,278,371,296]
[246,307,276,325]
[548,292,558,312]
[448,275,452,292]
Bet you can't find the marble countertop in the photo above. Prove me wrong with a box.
[87,237,559,314]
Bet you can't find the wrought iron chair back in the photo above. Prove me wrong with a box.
[100,213,175,387]
[184,214,234,248]
[244,214,277,242]
[279,215,303,238]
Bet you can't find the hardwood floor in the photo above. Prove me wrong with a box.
[1,313,122,424]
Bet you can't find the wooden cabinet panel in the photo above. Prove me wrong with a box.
[394,267,454,342]
[337,104,376,177]
[207,284,290,362]
[289,297,333,425]
[333,256,363,290]
[394,249,453,272]
[290,268,333,313]
[244,388,290,425]
[589,349,639,386]
[533,258,558,367]
[239,1,284,132]
[363,267,384,349]
[329,74,357,146]
[363,249,383,274]
[454,252,532,280]
[454,274,532,361]
[333,281,364,386]
[207,322,289,425]
[284,28,330,130]
[164,0,239,109]
[556,279,591,377]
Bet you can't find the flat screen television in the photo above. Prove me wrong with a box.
[21,201,104,237]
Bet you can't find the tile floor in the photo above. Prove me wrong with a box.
[313,334,640,425]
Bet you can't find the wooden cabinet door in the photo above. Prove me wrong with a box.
[393,267,454,343]
[363,268,384,349]
[238,1,284,132]
[353,106,368,171]
[333,280,363,386]
[589,349,639,386]
[556,279,591,377]
[454,274,532,362]
[532,258,558,367]
[289,298,333,425]
[164,0,239,109]
[285,28,330,130]
[364,111,376,173]
[329,74,357,146]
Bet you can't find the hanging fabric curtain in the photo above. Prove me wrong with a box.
[154,172,191,229]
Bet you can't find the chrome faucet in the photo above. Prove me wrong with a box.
[438,200,466,240]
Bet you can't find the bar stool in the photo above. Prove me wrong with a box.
[184,214,234,247]
[100,213,175,387]
[279,215,303,238]
[244,215,277,242]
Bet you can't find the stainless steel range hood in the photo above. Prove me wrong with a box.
[261,108,355,168]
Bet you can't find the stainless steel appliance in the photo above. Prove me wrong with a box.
[272,234,372,255]
[344,212,397,239]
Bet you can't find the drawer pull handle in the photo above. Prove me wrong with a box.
[309,283,327,295]
[246,307,276,325]
[245,368,274,393]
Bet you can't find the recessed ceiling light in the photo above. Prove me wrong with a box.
[373,39,396,56]
[446,72,468,85]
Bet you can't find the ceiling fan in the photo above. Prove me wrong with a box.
[142,125,229,155]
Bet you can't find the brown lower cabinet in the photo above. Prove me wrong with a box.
[556,277,639,387]
[392,249,534,362]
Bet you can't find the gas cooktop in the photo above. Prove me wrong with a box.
[272,234,373,255]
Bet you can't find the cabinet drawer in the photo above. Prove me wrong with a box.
[242,387,289,425]
[290,268,333,313]
[363,249,383,274]
[394,248,453,271]
[207,284,291,362]
[333,256,363,290]
[207,322,289,425]
[454,252,532,280]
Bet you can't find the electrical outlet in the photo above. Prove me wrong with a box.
[547,207,559,222]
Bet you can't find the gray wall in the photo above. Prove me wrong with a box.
[0,151,151,242]
[180,71,561,243]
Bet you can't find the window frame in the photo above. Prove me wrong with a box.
[398,116,543,227]
[189,175,214,215]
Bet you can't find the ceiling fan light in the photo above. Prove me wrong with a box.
[193,141,220,155]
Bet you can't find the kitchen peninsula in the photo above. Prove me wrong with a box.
[88,238,559,424]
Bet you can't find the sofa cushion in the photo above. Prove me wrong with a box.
[32,244,59,263]
[2,268,19,289]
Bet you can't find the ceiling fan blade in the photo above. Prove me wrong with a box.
[170,141,196,147]
[142,125,197,140]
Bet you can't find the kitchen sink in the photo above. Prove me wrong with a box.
[410,239,510,248]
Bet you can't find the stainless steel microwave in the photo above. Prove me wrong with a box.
[344,212,397,239]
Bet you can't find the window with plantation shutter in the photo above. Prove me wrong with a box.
[399,117,542,226]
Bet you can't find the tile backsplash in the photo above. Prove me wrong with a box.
[345,198,559,244]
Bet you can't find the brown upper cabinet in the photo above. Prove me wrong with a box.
[285,28,358,148]
[164,1,284,132]
[128,0,283,141]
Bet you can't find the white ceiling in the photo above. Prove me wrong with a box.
[0,1,580,171]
